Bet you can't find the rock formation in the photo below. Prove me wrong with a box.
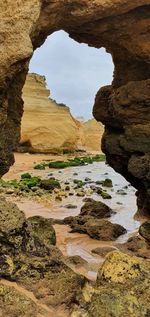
[21,73,80,153]
[79,118,104,152]
[20,73,103,153]
[0,1,149,215]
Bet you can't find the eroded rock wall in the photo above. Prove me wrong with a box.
[21,73,104,153]
[0,0,150,213]
[21,73,81,153]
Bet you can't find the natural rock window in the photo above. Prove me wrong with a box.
[20,30,113,154]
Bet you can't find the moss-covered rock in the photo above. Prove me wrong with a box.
[27,216,56,246]
[40,178,61,191]
[102,178,113,188]
[34,155,106,170]
[88,251,150,317]
[100,191,112,199]
[80,199,112,218]
[139,221,150,244]
[0,197,26,250]
[0,199,86,309]
[0,283,41,317]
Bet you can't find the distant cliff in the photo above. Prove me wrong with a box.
[20,73,104,153]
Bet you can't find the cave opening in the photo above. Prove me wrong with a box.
[28,30,114,120]
[20,30,114,154]
[17,31,139,231]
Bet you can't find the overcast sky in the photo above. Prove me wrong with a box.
[29,31,114,120]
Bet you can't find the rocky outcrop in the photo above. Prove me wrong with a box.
[88,251,150,317]
[63,215,126,241]
[0,198,86,310]
[20,73,103,153]
[0,1,149,214]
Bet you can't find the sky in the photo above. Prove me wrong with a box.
[29,31,114,120]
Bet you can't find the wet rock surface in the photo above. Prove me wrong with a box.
[63,215,126,241]
[80,199,113,218]
[117,235,150,259]
[0,198,86,310]
[139,221,150,245]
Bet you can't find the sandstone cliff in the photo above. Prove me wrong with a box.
[21,73,103,153]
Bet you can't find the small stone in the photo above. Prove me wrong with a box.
[64,181,70,185]
[65,185,70,191]
[92,246,117,256]
[103,178,113,188]
[96,181,103,185]
[54,188,59,193]
[101,191,112,199]
[117,189,127,195]
[55,195,62,201]
[64,204,77,209]
[6,188,14,194]
[76,192,85,197]
[31,186,39,192]
[84,177,91,182]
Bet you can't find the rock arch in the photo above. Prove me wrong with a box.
[0,1,150,214]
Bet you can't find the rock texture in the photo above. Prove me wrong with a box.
[88,251,150,317]
[21,73,80,153]
[0,1,150,214]
[79,118,104,152]
[0,198,86,310]
[20,73,103,153]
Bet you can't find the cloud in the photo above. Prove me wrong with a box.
[29,31,114,119]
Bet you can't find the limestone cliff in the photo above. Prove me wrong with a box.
[79,118,104,152]
[21,73,103,153]
[21,73,80,153]
[0,1,150,213]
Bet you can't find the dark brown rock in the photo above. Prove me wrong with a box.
[80,199,113,218]
[65,215,126,241]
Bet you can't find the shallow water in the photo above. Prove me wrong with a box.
[16,160,141,280]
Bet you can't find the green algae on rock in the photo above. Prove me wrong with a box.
[0,173,61,195]
[88,251,150,317]
[27,216,56,246]
[139,221,150,244]
[102,178,113,188]
[0,198,86,310]
[0,283,41,317]
[34,155,106,170]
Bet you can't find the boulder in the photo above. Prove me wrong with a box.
[80,199,112,218]
[88,251,150,317]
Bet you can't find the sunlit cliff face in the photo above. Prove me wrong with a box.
[0,1,150,214]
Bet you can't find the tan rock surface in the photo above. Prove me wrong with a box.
[80,119,104,152]
[21,73,104,153]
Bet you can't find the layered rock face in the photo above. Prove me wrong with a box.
[80,119,104,152]
[0,1,150,214]
[21,73,80,153]
[21,73,103,153]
